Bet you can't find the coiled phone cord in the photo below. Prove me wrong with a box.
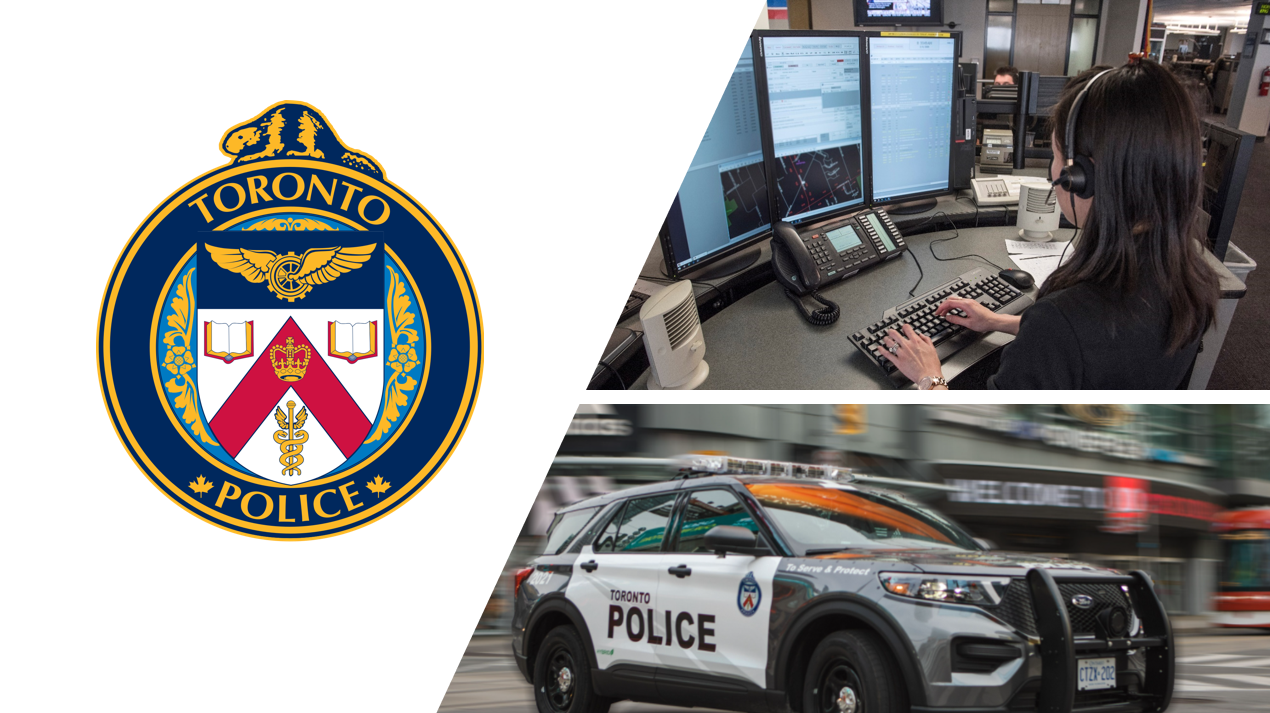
[783,288,840,326]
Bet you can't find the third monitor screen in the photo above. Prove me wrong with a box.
[868,35,956,204]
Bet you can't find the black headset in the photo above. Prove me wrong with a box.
[1052,68,1115,201]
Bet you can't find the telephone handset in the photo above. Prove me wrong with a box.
[771,221,822,295]
[772,220,840,326]
[771,208,908,325]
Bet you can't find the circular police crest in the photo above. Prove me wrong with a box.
[97,101,482,540]
[738,571,762,617]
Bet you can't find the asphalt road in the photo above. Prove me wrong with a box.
[439,630,1270,713]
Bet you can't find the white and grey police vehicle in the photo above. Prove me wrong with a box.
[511,457,1174,713]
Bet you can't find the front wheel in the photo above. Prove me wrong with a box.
[803,630,904,713]
[532,626,611,713]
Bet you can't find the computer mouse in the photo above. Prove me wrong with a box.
[999,268,1034,290]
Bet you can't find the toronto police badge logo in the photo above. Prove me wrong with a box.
[97,101,482,539]
[738,571,762,617]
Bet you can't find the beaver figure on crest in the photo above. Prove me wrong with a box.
[220,103,382,176]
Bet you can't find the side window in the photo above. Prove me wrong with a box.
[675,489,759,553]
[614,494,678,552]
[542,507,599,556]
[593,502,627,553]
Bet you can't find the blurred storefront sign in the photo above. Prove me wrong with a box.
[559,404,639,453]
[928,407,1211,467]
[1103,476,1150,534]
[940,467,1220,532]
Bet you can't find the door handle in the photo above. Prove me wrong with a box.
[668,564,692,578]
[580,560,598,573]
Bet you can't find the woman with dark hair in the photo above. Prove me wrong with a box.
[879,58,1220,390]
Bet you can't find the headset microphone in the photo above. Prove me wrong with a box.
[1054,68,1114,201]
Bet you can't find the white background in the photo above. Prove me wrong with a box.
[1,2,765,711]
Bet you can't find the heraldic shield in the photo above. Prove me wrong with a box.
[194,239,392,484]
[98,101,481,539]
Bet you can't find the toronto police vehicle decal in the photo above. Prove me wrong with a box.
[738,572,762,617]
[511,456,1175,713]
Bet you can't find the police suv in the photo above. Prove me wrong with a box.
[511,457,1174,713]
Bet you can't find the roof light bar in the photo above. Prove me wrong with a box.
[673,454,855,482]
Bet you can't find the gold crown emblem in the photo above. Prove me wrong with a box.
[269,337,311,381]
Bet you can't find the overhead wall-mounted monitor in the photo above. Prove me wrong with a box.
[757,33,867,226]
[853,0,944,27]
[659,40,771,278]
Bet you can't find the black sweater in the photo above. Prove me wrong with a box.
[987,283,1200,389]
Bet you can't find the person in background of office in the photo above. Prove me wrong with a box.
[879,57,1220,390]
[982,66,1022,140]
[994,66,1019,86]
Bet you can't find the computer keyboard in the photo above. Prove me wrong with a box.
[849,267,1035,380]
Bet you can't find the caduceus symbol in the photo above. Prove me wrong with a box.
[273,400,309,477]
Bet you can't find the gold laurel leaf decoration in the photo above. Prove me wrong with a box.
[162,269,218,445]
[364,264,421,444]
[242,217,338,231]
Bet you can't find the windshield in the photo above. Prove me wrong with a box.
[746,482,980,553]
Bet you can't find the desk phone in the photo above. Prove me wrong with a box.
[771,208,908,297]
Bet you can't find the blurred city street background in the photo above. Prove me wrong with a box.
[442,404,1270,712]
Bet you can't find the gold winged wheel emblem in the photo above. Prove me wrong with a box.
[205,243,377,302]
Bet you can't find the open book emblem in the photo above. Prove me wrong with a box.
[203,321,254,362]
[328,321,378,363]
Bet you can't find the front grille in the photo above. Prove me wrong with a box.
[1059,582,1132,635]
[982,579,1133,638]
[985,579,1038,637]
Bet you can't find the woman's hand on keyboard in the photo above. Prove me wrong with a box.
[937,296,1020,334]
[879,324,944,386]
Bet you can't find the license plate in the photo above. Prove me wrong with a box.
[1077,657,1117,691]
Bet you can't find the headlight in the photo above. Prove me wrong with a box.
[879,572,1012,606]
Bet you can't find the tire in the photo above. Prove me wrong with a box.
[532,625,612,713]
[802,630,905,713]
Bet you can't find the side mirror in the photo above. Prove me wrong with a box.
[704,525,758,556]
[974,538,997,551]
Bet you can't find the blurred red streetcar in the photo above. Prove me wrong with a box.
[1213,507,1270,628]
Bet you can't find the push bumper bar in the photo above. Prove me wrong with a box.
[1027,569,1174,713]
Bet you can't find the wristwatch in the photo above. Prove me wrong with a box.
[917,375,948,390]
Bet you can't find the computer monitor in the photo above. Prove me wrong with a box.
[659,40,771,279]
[853,0,944,27]
[1201,120,1255,261]
[756,33,867,226]
[867,34,956,213]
